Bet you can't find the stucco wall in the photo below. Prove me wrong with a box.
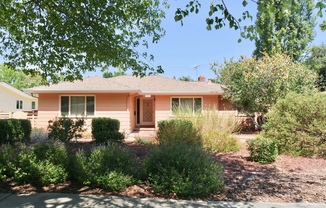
[37,93,131,133]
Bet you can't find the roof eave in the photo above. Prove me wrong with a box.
[140,91,224,95]
[23,89,141,94]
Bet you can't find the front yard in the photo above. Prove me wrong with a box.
[1,136,325,203]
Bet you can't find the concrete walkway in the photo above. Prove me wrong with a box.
[0,193,325,208]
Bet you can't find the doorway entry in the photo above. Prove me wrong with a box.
[136,97,155,126]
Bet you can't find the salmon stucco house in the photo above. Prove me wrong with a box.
[24,75,234,134]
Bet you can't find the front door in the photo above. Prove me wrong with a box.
[140,98,155,125]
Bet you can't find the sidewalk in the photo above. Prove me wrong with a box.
[0,193,325,208]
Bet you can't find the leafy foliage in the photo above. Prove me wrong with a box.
[0,65,47,90]
[71,144,139,191]
[0,119,32,145]
[247,137,278,164]
[262,92,326,157]
[305,44,326,91]
[91,117,124,144]
[102,71,126,78]
[145,141,224,196]
[203,130,241,152]
[0,0,165,83]
[157,119,201,146]
[48,117,85,143]
[212,53,317,116]
[250,0,315,61]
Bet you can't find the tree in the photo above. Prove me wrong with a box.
[102,71,126,78]
[211,53,317,120]
[305,43,326,91]
[178,76,194,81]
[0,64,47,90]
[251,0,315,61]
[176,0,326,32]
[0,0,165,83]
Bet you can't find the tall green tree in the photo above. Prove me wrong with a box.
[0,0,165,83]
[211,53,317,117]
[305,43,326,91]
[102,71,126,78]
[251,0,316,61]
[0,64,47,90]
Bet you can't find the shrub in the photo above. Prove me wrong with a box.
[93,131,124,144]
[203,130,241,152]
[30,128,48,144]
[0,119,31,144]
[145,141,224,197]
[170,105,241,151]
[262,92,326,157]
[91,118,124,144]
[0,142,69,185]
[33,141,69,168]
[48,117,85,142]
[157,119,201,146]
[247,137,278,164]
[71,143,139,191]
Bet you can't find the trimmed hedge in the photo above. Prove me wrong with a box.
[0,119,31,144]
[157,119,201,146]
[92,118,124,144]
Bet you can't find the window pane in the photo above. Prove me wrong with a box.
[61,96,69,116]
[172,98,179,114]
[194,98,202,113]
[71,96,85,116]
[20,101,23,109]
[180,98,193,113]
[86,96,94,116]
[31,101,36,110]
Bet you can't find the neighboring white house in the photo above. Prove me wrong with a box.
[0,82,38,113]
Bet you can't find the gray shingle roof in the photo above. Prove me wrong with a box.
[24,75,223,95]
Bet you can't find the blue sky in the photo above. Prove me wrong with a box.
[85,1,325,81]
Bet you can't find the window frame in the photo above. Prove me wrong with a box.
[16,100,23,110]
[170,96,203,115]
[31,101,36,110]
[59,95,95,117]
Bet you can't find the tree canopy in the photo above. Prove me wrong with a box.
[252,0,315,61]
[176,0,326,32]
[0,0,165,83]
[0,64,47,90]
[211,53,317,116]
[102,71,126,78]
[305,43,326,90]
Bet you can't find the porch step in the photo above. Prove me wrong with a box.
[125,128,157,143]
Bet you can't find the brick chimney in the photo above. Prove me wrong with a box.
[198,76,206,82]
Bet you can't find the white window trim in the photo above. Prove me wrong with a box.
[170,96,203,116]
[31,101,36,110]
[59,95,96,117]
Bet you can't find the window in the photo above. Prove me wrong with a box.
[31,101,36,110]
[16,100,23,109]
[60,96,95,116]
[171,97,202,115]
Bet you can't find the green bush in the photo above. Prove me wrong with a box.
[91,118,124,144]
[145,141,224,197]
[71,143,139,191]
[157,119,201,146]
[93,131,124,144]
[202,130,241,152]
[0,142,69,185]
[0,119,31,144]
[48,117,85,142]
[30,128,48,143]
[262,92,326,157]
[247,137,278,164]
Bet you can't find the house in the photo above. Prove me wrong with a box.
[24,75,234,133]
[0,82,38,115]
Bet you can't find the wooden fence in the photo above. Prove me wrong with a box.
[0,110,38,128]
